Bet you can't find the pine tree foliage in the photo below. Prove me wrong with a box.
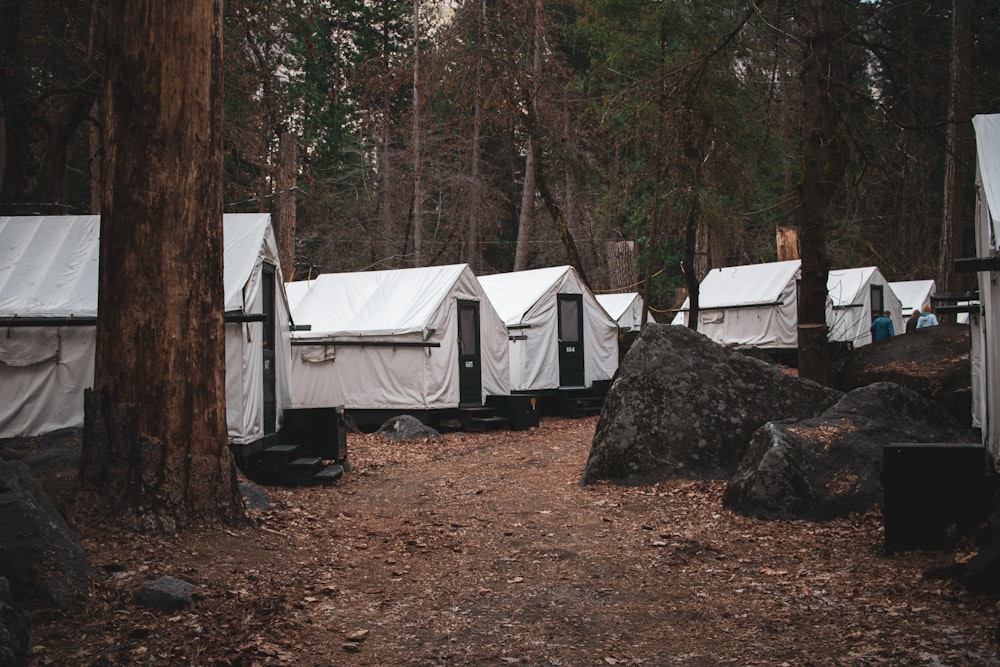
[2,0,1000,312]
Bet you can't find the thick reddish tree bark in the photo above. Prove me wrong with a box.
[81,0,245,532]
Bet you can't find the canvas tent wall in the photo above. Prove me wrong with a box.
[595,292,655,331]
[478,266,619,391]
[0,215,99,436]
[970,114,1000,464]
[827,266,903,347]
[670,260,803,350]
[889,280,936,319]
[0,214,293,443]
[288,263,510,411]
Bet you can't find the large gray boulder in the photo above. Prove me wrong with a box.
[581,324,842,484]
[723,382,980,520]
[0,577,29,667]
[0,459,94,610]
[836,323,972,426]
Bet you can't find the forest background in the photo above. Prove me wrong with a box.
[2,0,999,316]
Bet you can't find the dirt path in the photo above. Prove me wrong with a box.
[30,417,1000,665]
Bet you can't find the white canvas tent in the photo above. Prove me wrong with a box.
[827,266,903,347]
[889,279,936,319]
[970,114,1000,464]
[478,266,619,391]
[0,215,100,436]
[670,260,803,349]
[289,264,510,411]
[595,292,655,331]
[222,213,294,444]
[671,260,902,349]
[0,214,294,443]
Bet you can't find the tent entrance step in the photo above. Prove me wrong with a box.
[235,438,348,487]
[468,415,508,432]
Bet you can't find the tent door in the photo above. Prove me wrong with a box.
[457,300,483,406]
[262,263,277,435]
[870,284,885,322]
[558,294,585,387]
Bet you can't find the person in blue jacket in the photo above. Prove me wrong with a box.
[870,310,895,342]
[916,304,939,328]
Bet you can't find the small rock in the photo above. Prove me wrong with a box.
[239,480,272,511]
[376,415,441,441]
[136,576,198,612]
[345,629,370,642]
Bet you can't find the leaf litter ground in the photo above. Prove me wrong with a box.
[30,416,1000,665]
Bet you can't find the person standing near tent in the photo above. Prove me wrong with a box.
[870,310,895,342]
[906,309,921,333]
[917,304,939,328]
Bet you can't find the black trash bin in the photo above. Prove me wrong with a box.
[280,406,348,461]
[486,394,540,431]
[882,442,990,551]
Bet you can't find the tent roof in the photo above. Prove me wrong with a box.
[595,293,639,321]
[974,114,1000,239]
[284,279,313,313]
[0,215,101,318]
[889,279,936,313]
[0,214,278,318]
[685,260,801,309]
[478,265,585,326]
[223,213,274,311]
[291,264,470,337]
[827,266,879,306]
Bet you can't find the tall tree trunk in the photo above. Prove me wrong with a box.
[82,0,245,532]
[514,136,536,270]
[411,0,422,267]
[465,0,484,273]
[937,0,972,295]
[796,0,843,386]
[513,0,543,271]
[275,130,297,277]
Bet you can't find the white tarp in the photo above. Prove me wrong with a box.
[670,260,802,349]
[595,292,655,331]
[289,263,510,410]
[971,114,1000,464]
[478,266,619,391]
[827,266,903,347]
[889,279,936,318]
[0,214,293,442]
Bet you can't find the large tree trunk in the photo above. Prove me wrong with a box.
[937,0,972,296]
[81,0,245,533]
[275,130,297,278]
[796,0,843,386]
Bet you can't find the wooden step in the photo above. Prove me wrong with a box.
[263,444,298,457]
[288,456,323,470]
[314,464,345,483]
[468,415,508,432]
